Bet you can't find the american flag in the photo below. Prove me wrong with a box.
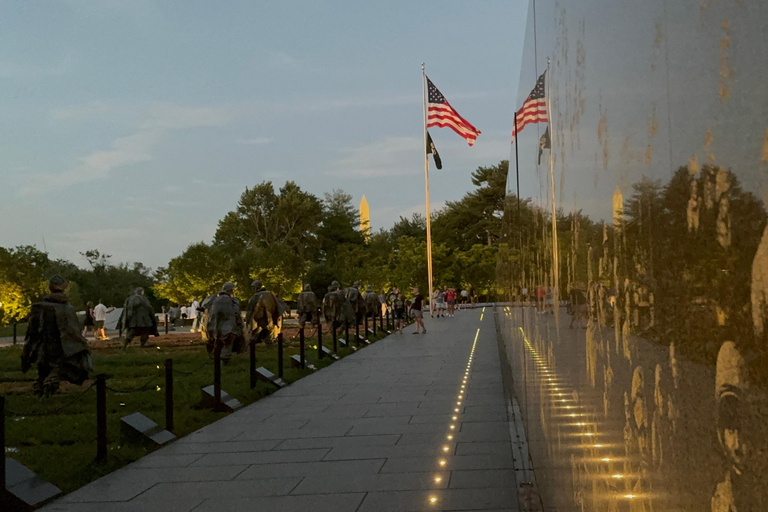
[427,77,481,146]
[511,70,547,143]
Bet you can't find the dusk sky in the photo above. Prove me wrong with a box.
[0,1,528,269]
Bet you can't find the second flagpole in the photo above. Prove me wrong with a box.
[422,63,434,316]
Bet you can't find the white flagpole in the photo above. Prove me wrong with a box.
[422,63,434,316]
[546,57,560,321]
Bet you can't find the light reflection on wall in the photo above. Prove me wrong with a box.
[497,1,768,510]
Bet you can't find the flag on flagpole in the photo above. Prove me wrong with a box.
[426,77,481,146]
[538,126,550,165]
[511,70,547,143]
[426,131,442,169]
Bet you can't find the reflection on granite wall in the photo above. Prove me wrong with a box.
[497,1,768,510]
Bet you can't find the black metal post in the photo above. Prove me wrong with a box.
[379,308,384,333]
[213,346,221,408]
[96,374,107,463]
[363,314,368,341]
[277,332,284,379]
[345,323,349,346]
[1,396,6,499]
[249,340,256,389]
[165,313,169,335]
[318,321,324,359]
[355,319,360,346]
[165,359,174,432]
[332,324,338,353]
[299,326,306,369]
[12,322,17,345]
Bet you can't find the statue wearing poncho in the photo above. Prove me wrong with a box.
[297,284,319,327]
[363,285,381,318]
[345,281,364,324]
[323,281,355,332]
[22,276,92,397]
[205,282,244,363]
[245,280,289,343]
[118,287,159,348]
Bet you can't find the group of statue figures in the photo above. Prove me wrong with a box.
[20,276,383,395]
[297,280,381,334]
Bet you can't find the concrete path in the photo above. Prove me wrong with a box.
[43,307,518,512]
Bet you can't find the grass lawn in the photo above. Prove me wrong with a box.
[0,322,399,494]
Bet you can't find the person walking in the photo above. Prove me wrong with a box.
[394,293,406,334]
[435,288,446,318]
[93,299,115,340]
[189,298,200,332]
[446,286,456,317]
[410,287,426,334]
[82,301,96,338]
[378,290,387,319]
[460,288,468,309]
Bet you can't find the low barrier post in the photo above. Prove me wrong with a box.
[213,347,222,408]
[277,332,284,379]
[1,395,6,501]
[318,322,324,359]
[96,374,107,463]
[165,358,174,432]
[299,326,306,368]
[355,320,360,346]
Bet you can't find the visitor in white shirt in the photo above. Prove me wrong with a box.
[189,299,200,332]
[93,300,115,341]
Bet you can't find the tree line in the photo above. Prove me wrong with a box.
[0,161,511,324]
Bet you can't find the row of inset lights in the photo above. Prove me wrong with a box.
[430,327,480,506]
[518,326,636,501]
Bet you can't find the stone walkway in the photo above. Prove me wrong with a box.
[43,308,518,511]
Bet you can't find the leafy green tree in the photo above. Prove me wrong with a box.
[0,246,50,323]
[318,189,365,267]
[432,160,509,250]
[154,242,232,304]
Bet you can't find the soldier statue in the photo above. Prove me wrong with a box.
[118,287,159,349]
[363,284,381,318]
[22,276,92,397]
[245,280,289,343]
[297,283,319,328]
[323,281,355,333]
[346,280,364,324]
[204,281,244,363]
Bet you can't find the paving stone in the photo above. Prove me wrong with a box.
[55,466,249,503]
[189,493,366,512]
[291,471,449,494]
[380,453,514,473]
[455,442,513,456]
[191,448,330,466]
[357,487,517,511]
[45,313,518,512]
[448,469,515,488]
[323,443,450,460]
[235,459,386,479]
[137,478,301,501]
[160,439,282,455]
[274,434,400,450]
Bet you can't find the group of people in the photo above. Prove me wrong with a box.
[81,300,115,340]
[164,300,200,331]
